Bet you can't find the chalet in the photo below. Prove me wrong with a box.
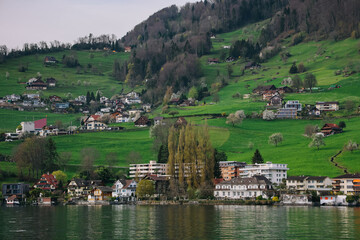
[262,90,280,101]
[153,116,164,126]
[253,85,276,95]
[26,79,47,90]
[49,95,62,102]
[214,175,272,199]
[245,62,261,70]
[46,78,57,87]
[2,183,29,198]
[276,108,297,119]
[267,94,283,107]
[316,102,339,112]
[208,58,220,64]
[6,195,20,205]
[44,56,57,64]
[124,46,131,53]
[134,116,150,127]
[175,117,187,127]
[34,173,58,191]
[277,86,293,94]
[285,100,302,111]
[142,174,169,197]
[320,123,343,136]
[88,186,113,201]
[67,179,102,198]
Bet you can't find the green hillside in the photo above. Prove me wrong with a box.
[1,21,360,181]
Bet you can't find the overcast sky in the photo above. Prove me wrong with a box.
[0,0,197,50]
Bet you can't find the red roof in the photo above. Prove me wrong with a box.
[35,173,58,190]
[34,118,47,129]
[91,115,101,121]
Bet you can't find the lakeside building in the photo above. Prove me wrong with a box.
[240,162,289,185]
[219,161,247,181]
[286,176,332,194]
[332,173,360,195]
[129,161,168,178]
[112,179,137,201]
[67,179,103,198]
[2,183,29,199]
[214,175,272,199]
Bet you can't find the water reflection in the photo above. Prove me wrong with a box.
[0,205,359,239]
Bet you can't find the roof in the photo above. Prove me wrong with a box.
[253,85,277,93]
[34,118,47,129]
[46,78,56,83]
[316,101,339,105]
[287,176,307,181]
[143,174,168,181]
[219,175,271,186]
[333,173,360,179]
[7,195,18,201]
[134,116,150,126]
[123,180,136,189]
[35,173,58,190]
[96,186,113,193]
[307,176,329,181]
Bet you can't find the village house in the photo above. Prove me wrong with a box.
[44,56,57,64]
[5,195,20,205]
[276,108,297,119]
[115,112,130,123]
[245,62,261,70]
[219,161,247,181]
[277,86,293,94]
[23,93,40,100]
[285,100,302,111]
[153,116,164,126]
[253,85,277,95]
[134,116,150,127]
[208,58,220,64]
[332,173,360,195]
[316,101,339,112]
[112,179,137,200]
[2,183,29,199]
[142,103,152,112]
[129,161,168,178]
[26,79,47,90]
[124,46,131,52]
[88,186,113,201]
[267,93,283,107]
[304,105,321,116]
[142,174,169,198]
[46,77,57,87]
[54,102,70,111]
[286,176,332,194]
[75,95,87,103]
[67,179,102,198]
[214,175,272,199]
[240,162,289,185]
[320,123,343,136]
[262,90,279,101]
[18,118,47,134]
[4,94,21,102]
[34,173,58,191]
[84,120,107,130]
[49,95,62,102]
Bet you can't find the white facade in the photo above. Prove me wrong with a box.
[320,195,347,206]
[129,161,168,178]
[286,176,332,194]
[112,179,137,198]
[214,176,272,199]
[85,121,107,130]
[20,121,35,133]
[240,162,288,185]
[316,102,339,112]
[285,100,302,111]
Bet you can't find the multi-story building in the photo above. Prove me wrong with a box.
[129,161,168,178]
[34,173,58,191]
[2,183,29,198]
[214,175,272,199]
[286,176,332,194]
[332,173,360,195]
[316,101,339,112]
[240,162,289,185]
[285,100,302,111]
[219,161,246,181]
[276,108,297,119]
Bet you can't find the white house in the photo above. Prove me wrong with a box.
[240,162,289,185]
[84,121,107,130]
[112,179,137,199]
[214,175,272,199]
[115,113,130,123]
[285,100,302,111]
[286,176,332,194]
[316,102,339,112]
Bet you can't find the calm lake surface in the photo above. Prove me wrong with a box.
[0,205,359,239]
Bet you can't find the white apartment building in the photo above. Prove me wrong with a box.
[129,161,168,178]
[240,162,289,185]
[286,176,332,194]
[316,101,339,112]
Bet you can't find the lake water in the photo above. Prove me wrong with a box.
[0,205,359,239]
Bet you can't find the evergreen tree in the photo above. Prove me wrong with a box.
[289,62,298,74]
[96,91,100,102]
[252,149,264,164]
[86,91,91,105]
[90,92,95,101]
[214,149,227,178]
[157,144,169,163]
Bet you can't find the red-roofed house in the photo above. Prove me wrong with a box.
[321,123,343,136]
[34,173,58,191]
[34,118,47,131]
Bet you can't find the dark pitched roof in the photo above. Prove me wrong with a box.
[307,176,329,181]
[287,176,307,181]
[253,85,277,93]
[134,116,150,126]
[143,174,168,181]
[96,186,113,193]
[334,173,360,179]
